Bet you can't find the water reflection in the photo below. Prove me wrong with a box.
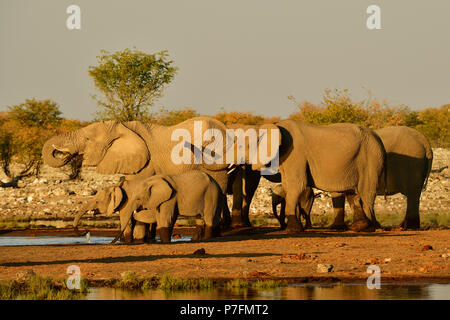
[86,283,450,300]
[0,235,192,246]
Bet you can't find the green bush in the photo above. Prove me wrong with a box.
[415,105,449,147]
[152,107,200,126]
[288,89,448,147]
[0,99,86,180]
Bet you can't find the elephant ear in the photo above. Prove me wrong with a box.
[252,123,282,170]
[107,187,124,215]
[148,178,175,211]
[97,123,150,174]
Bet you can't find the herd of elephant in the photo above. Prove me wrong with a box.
[41,117,433,243]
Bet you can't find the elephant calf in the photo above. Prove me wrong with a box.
[271,184,313,229]
[113,170,223,243]
[73,186,123,234]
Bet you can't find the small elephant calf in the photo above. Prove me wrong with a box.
[271,184,314,229]
[74,171,223,243]
[114,170,223,243]
[73,186,124,234]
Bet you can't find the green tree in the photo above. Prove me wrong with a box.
[7,98,62,128]
[1,99,65,179]
[416,105,449,147]
[89,48,178,122]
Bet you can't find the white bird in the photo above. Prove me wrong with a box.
[86,231,91,244]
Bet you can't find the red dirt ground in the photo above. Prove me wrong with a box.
[0,227,449,283]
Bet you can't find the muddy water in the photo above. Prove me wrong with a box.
[0,235,192,246]
[86,283,450,300]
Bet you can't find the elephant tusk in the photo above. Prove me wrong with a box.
[52,145,71,153]
[227,166,237,175]
[73,226,89,237]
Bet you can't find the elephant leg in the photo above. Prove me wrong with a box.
[230,167,245,227]
[298,187,314,229]
[221,198,232,230]
[155,199,177,243]
[210,170,231,230]
[148,223,157,242]
[279,200,287,229]
[201,189,222,240]
[241,167,261,227]
[400,191,421,230]
[329,194,347,230]
[349,193,377,232]
[272,197,286,229]
[285,192,304,233]
[133,221,146,243]
[281,166,306,234]
[119,210,133,243]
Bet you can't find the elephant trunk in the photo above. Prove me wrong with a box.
[73,203,90,236]
[42,132,81,168]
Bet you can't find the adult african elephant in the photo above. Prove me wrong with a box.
[225,123,282,227]
[42,117,233,235]
[246,120,386,233]
[325,126,433,230]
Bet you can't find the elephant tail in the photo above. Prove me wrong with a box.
[272,197,279,220]
[378,135,388,201]
[383,154,388,200]
[422,147,434,191]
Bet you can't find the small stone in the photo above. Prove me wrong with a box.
[193,248,206,256]
[384,258,392,263]
[16,269,35,281]
[317,263,334,273]
[421,245,433,251]
[440,253,449,258]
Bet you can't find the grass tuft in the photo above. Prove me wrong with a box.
[158,274,213,291]
[0,275,87,300]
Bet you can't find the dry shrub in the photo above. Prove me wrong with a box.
[151,107,200,126]
[0,99,86,180]
[288,89,447,147]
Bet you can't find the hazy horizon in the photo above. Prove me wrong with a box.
[1,0,449,121]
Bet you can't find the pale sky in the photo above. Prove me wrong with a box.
[1,0,449,120]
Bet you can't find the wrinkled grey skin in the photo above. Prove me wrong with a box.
[271,183,313,229]
[113,170,223,243]
[72,184,157,243]
[320,126,433,230]
[244,120,386,233]
[72,186,123,236]
[42,117,233,233]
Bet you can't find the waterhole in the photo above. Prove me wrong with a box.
[86,283,450,300]
[0,235,192,246]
